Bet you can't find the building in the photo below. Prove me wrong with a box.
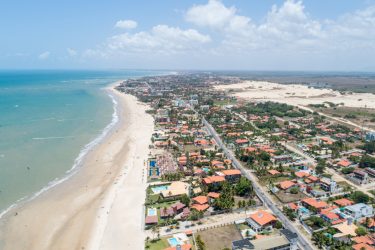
[232,239,253,250]
[202,175,226,187]
[232,229,298,250]
[246,210,277,232]
[366,131,375,142]
[351,169,369,184]
[278,180,297,191]
[161,181,190,199]
[301,198,328,212]
[343,203,374,220]
[221,169,242,183]
[319,177,337,193]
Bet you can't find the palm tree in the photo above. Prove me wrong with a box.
[151,225,158,240]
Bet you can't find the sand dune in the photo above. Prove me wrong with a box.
[215,80,375,109]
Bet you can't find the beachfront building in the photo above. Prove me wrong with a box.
[161,181,190,199]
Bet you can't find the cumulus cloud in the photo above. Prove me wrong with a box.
[115,19,138,29]
[38,51,50,60]
[83,0,375,70]
[90,24,210,57]
[185,0,237,29]
[66,48,78,56]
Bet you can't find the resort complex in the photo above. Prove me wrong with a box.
[116,73,375,250]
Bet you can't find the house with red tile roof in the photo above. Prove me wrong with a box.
[192,196,208,205]
[246,210,278,232]
[268,169,280,176]
[207,192,220,199]
[352,235,374,245]
[164,243,192,250]
[278,180,297,191]
[334,198,354,207]
[352,243,375,250]
[301,198,329,212]
[202,175,226,186]
[235,138,249,146]
[193,168,205,177]
[295,171,310,179]
[319,137,334,145]
[221,169,242,183]
[288,203,298,211]
[320,211,345,225]
[307,175,319,183]
[145,215,158,225]
[246,146,257,153]
[337,159,352,168]
[211,160,224,168]
[191,203,209,212]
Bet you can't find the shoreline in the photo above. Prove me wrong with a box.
[0,81,123,220]
[0,82,154,250]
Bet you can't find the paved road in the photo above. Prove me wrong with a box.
[203,118,316,250]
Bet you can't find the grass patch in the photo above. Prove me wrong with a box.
[274,190,307,203]
[145,238,170,250]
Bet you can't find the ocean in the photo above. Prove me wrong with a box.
[0,70,159,215]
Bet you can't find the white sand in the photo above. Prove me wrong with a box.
[215,80,375,109]
[0,85,153,250]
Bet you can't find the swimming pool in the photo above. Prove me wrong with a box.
[167,237,180,246]
[299,207,309,214]
[148,208,157,216]
[150,160,156,167]
[151,185,169,194]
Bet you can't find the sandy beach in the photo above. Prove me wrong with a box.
[0,84,153,250]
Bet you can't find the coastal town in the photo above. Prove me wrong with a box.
[116,73,375,250]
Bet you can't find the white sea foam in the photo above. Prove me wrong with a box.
[0,90,119,219]
[32,136,75,140]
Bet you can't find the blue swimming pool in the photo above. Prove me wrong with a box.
[299,207,309,214]
[168,237,179,246]
[151,185,169,193]
[150,160,156,167]
[148,208,157,216]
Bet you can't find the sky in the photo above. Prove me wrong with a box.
[1,0,375,71]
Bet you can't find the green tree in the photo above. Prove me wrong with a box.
[315,160,326,175]
[275,221,283,229]
[362,141,375,154]
[196,235,206,250]
[351,191,370,204]
[214,182,234,210]
[180,194,190,206]
[289,187,299,194]
[235,177,254,197]
[355,226,367,236]
[359,155,375,168]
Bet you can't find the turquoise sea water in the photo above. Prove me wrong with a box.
[0,70,159,214]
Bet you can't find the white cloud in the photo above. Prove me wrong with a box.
[82,0,375,70]
[38,51,50,60]
[185,0,237,29]
[66,48,77,57]
[95,25,210,56]
[115,19,138,29]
